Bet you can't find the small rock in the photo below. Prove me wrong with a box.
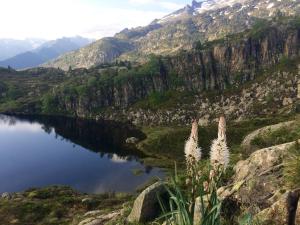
[79,211,121,225]
[10,219,19,224]
[125,137,139,144]
[79,218,103,225]
[84,210,102,217]
[1,192,11,199]
[82,198,92,203]
[282,97,293,106]
[198,115,209,126]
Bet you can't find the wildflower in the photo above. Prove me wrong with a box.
[185,120,202,177]
[185,120,202,164]
[210,116,230,170]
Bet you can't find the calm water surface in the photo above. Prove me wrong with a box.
[0,114,164,193]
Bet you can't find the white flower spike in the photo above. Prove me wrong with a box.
[185,120,202,163]
[210,116,229,170]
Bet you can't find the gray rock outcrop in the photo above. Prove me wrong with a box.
[218,141,299,224]
[127,181,167,223]
[256,190,300,225]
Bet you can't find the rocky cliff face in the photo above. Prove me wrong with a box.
[2,20,299,126]
[97,65,300,125]
[168,28,300,91]
[47,22,300,122]
[43,0,300,70]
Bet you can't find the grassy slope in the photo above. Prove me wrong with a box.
[251,116,300,149]
[0,69,66,113]
[0,186,132,225]
[137,114,293,169]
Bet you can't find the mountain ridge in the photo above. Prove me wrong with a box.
[1,17,298,125]
[0,36,93,70]
[0,38,45,61]
[43,0,300,70]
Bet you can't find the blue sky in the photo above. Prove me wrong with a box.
[0,0,192,40]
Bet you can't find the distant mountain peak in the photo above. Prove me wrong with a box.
[191,0,203,9]
[43,0,300,70]
[157,0,297,24]
[0,37,92,70]
[157,0,218,23]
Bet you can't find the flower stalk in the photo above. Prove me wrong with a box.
[210,116,229,170]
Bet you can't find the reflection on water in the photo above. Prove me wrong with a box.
[0,114,163,194]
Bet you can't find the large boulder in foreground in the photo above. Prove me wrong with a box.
[218,141,299,224]
[127,181,167,223]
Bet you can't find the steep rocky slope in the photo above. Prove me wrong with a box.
[38,18,300,124]
[44,0,300,70]
[1,18,299,126]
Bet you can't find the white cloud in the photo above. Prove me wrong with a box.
[160,2,184,10]
[129,0,154,3]
[0,0,168,40]
[129,0,184,10]
[0,121,42,133]
[110,154,128,163]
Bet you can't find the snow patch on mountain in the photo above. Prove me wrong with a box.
[195,0,249,13]
[157,0,258,23]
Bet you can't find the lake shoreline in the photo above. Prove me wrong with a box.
[0,185,134,224]
[0,114,165,194]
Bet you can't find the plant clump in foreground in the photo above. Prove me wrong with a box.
[158,116,232,225]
